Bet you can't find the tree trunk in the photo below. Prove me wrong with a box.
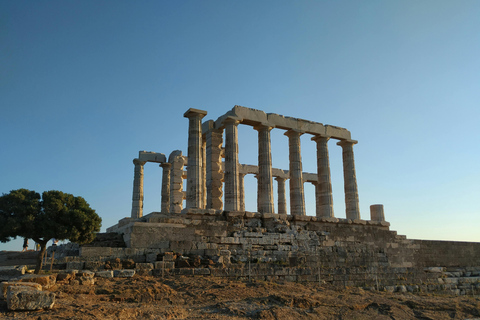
[34,240,47,274]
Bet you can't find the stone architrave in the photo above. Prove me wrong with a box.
[206,128,223,210]
[184,108,208,209]
[131,159,146,219]
[168,151,184,213]
[160,162,171,213]
[224,117,241,211]
[239,173,246,211]
[254,124,275,213]
[285,129,306,216]
[337,140,360,220]
[312,135,334,218]
[275,177,287,214]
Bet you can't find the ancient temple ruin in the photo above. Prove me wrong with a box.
[127,105,384,223]
[100,106,480,292]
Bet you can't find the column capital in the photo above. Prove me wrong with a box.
[284,129,304,138]
[253,123,274,132]
[223,116,241,126]
[274,176,286,182]
[183,108,207,119]
[133,159,147,166]
[160,162,171,169]
[337,139,358,147]
[311,134,331,142]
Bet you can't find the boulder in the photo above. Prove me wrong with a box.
[7,286,55,311]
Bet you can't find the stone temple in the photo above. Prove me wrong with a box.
[92,106,480,292]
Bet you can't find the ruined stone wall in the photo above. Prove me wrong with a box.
[100,211,480,292]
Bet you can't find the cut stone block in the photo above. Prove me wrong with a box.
[7,286,55,311]
[1,282,42,300]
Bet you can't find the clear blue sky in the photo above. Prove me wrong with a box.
[1,1,479,251]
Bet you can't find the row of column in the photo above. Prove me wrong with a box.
[132,109,360,220]
[192,112,360,219]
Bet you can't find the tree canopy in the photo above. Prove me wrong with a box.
[0,189,102,273]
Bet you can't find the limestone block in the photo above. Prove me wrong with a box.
[225,211,244,217]
[194,268,211,275]
[115,270,136,278]
[325,125,351,140]
[261,213,275,219]
[245,211,256,218]
[136,263,154,270]
[220,237,240,244]
[146,253,158,263]
[138,151,166,163]
[173,268,194,275]
[154,261,175,269]
[17,274,57,289]
[244,232,263,238]
[163,252,175,261]
[229,105,269,124]
[424,267,445,273]
[95,271,114,278]
[1,282,42,300]
[7,286,55,311]
[0,266,26,280]
[77,271,95,285]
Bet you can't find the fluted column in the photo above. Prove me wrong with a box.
[206,128,223,210]
[239,173,246,211]
[184,108,207,209]
[255,125,274,213]
[275,177,287,214]
[202,136,207,209]
[224,117,241,211]
[169,151,184,213]
[337,140,360,220]
[160,162,171,213]
[312,135,334,218]
[131,159,146,219]
[285,129,306,216]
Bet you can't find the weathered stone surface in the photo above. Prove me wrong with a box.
[115,270,136,278]
[1,282,42,300]
[77,271,95,285]
[95,270,114,278]
[7,286,55,311]
[17,274,57,289]
[0,266,26,281]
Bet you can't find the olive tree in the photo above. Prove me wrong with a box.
[0,189,101,273]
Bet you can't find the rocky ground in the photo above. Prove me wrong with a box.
[1,274,480,320]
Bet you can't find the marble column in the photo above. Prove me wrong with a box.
[131,159,146,219]
[169,151,184,213]
[370,204,385,222]
[224,117,241,211]
[275,177,287,214]
[312,135,334,218]
[202,136,207,209]
[255,125,274,213]
[184,108,207,209]
[239,173,246,211]
[337,140,360,220]
[206,128,223,210]
[160,162,171,213]
[285,129,306,216]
